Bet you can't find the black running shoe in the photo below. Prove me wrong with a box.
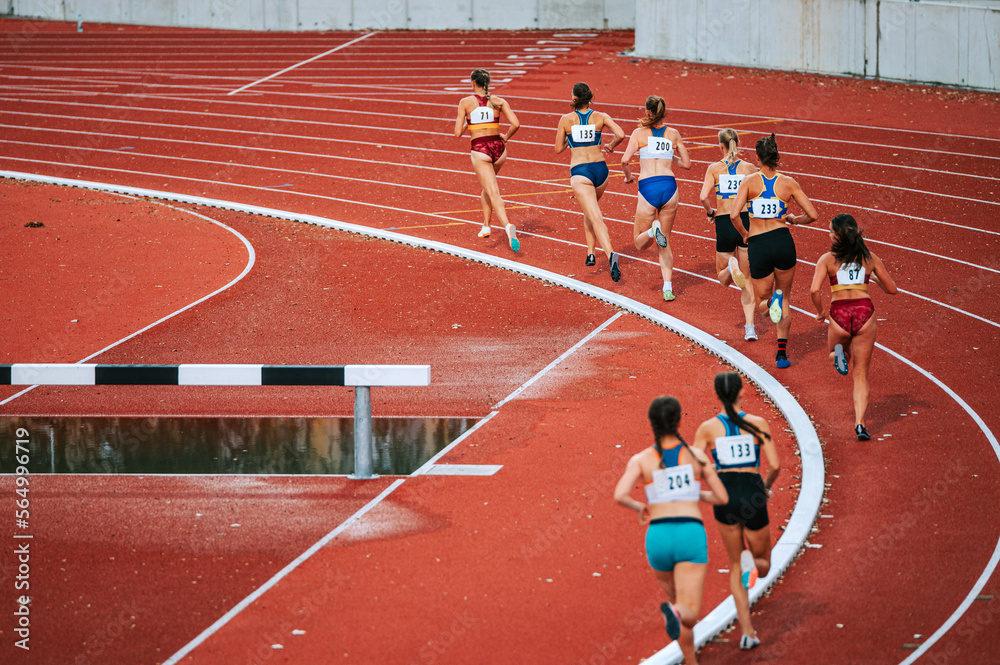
[856,424,871,441]
[661,602,681,640]
[585,253,596,266]
[610,253,621,282]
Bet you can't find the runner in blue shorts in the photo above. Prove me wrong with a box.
[728,134,818,368]
[555,82,626,281]
[620,96,691,302]
[615,395,728,664]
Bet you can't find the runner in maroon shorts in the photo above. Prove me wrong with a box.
[454,69,521,251]
[810,213,898,440]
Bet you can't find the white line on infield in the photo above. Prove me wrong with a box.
[0,174,822,661]
[161,478,406,665]
[0,199,256,407]
[227,32,380,96]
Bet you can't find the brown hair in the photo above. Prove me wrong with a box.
[639,95,666,128]
[471,69,491,102]
[571,82,593,110]
[756,133,780,169]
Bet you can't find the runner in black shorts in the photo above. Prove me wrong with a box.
[728,134,818,368]
[694,372,781,652]
[699,128,759,341]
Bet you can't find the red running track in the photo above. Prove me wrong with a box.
[1,20,999,665]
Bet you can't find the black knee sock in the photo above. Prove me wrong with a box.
[777,338,788,355]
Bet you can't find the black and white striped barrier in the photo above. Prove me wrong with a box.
[1,364,431,479]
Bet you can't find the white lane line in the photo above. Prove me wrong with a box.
[410,412,499,476]
[0,199,256,407]
[227,31,379,95]
[883,344,1000,665]
[4,175,819,661]
[6,125,999,280]
[161,478,406,665]
[4,156,997,330]
[4,111,998,247]
[493,312,625,409]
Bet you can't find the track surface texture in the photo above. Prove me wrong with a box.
[1,19,999,665]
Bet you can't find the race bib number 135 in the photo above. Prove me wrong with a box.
[571,124,596,143]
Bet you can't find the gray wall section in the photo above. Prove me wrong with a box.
[635,0,999,91]
[9,0,633,29]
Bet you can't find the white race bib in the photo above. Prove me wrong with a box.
[648,136,673,156]
[645,464,700,504]
[715,434,757,466]
[751,198,783,218]
[470,106,494,124]
[570,124,597,143]
[836,262,866,285]
[719,174,745,195]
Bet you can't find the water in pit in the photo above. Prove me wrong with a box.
[1,416,476,475]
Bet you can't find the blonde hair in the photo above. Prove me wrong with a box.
[718,128,740,164]
[639,95,666,128]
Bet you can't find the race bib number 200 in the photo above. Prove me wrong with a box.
[649,137,673,155]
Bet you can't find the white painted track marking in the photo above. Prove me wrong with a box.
[161,479,407,665]
[0,199,256,407]
[228,32,377,95]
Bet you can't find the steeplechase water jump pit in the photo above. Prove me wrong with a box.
[1,416,476,475]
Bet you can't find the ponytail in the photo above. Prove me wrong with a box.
[718,128,740,164]
[470,68,491,103]
[639,95,666,128]
[571,82,593,110]
[648,395,682,469]
[713,372,770,447]
[831,213,872,266]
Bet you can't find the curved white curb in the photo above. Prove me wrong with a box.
[1,170,824,660]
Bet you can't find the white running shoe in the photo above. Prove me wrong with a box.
[745,324,758,341]
[740,634,761,650]
[740,549,758,589]
[477,225,491,238]
[505,223,520,252]
[728,256,746,288]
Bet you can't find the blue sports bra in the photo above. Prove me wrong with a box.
[566,109,602,148]
[748,173,789,219]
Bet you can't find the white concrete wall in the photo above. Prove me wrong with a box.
[635,0,1000,91]
[8,0,634,30]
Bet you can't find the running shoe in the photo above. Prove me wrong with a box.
[610,253,621,282]
[834,344,849,375]
[585,253,596,266]
[856,424,871,441]
[660,602,682,640]
[728,256,746,289]
[740,634,761,651]
[505,223,520,252]
[653,221,668,248]
[740,549,758,589]
[477,225,491,239]
[663,290,675,302]
[768,289,784,323]
[745,324,758,341]
[775,350,790,369]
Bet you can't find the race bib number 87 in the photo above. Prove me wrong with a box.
[836,262,866,285]
[571,124,596,143]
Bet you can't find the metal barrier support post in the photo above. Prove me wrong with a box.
[351,386,375,479]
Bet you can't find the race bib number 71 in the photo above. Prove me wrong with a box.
[470,107,494,124]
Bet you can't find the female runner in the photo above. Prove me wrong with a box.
[554,82,626,281]
[699,128,759,340]
[809,213,898,440]
[621,95,691,301]
[728,134,818,368]
[693,372,780,651]
[615,395,728,664]
[454,68,521,252]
